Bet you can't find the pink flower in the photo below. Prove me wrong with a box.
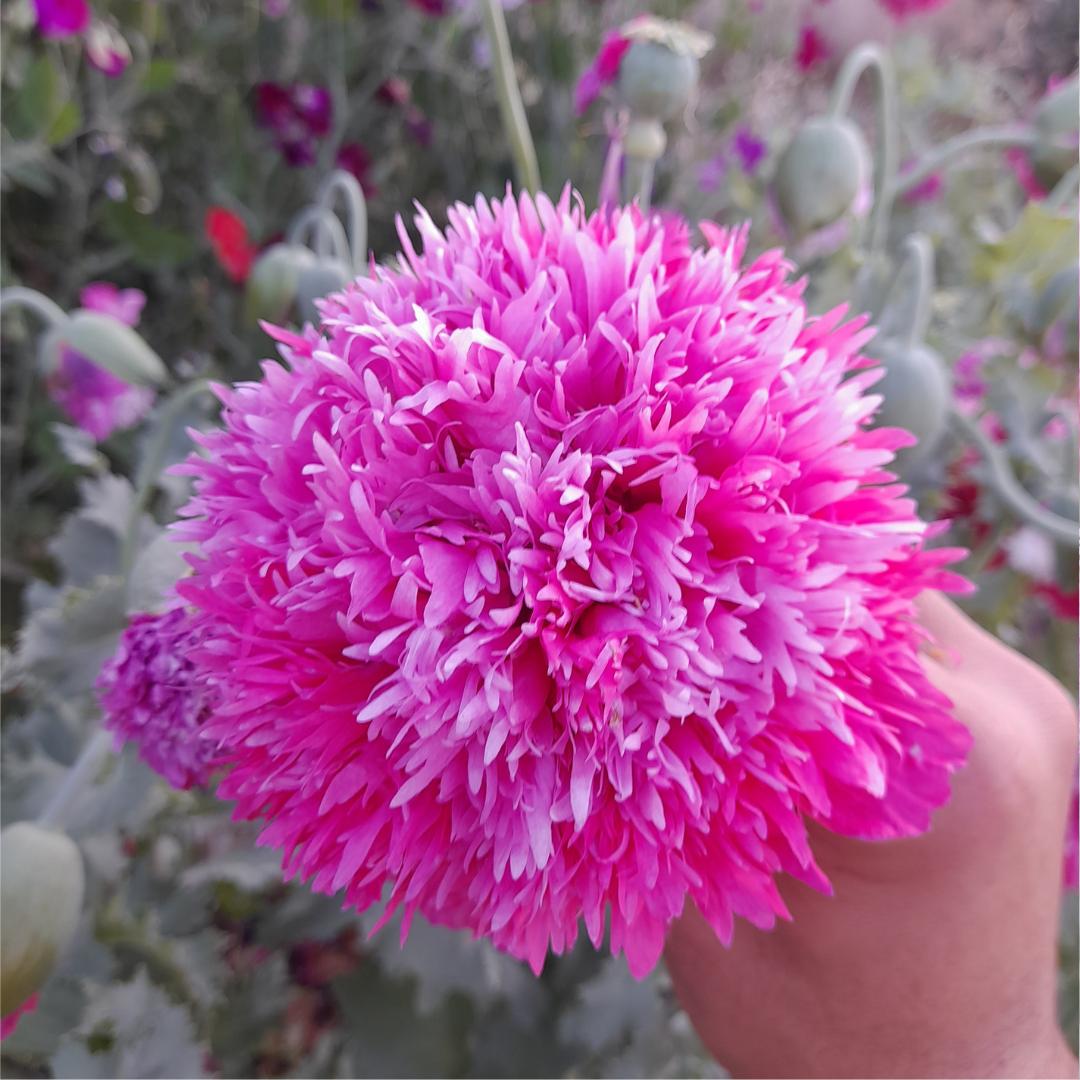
[46,282,154,441]
[1005,146,1049,201]
[174,189,970,978]
[1,995,39,1041]
[254,83,333,167]
[575,30,633,115]
[794,23,829,72]
[900,165,945,205]
[32,0,89,38]
[84,20,131,77]
[96,607,221,791]
[1065,779,1079,891]
[877,0,951,18]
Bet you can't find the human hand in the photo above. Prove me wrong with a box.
[665,591,1078,1079]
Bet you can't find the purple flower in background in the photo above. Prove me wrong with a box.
[731,126,766,174]
[32,0,89,38]
[336,142,377,195]
[698,152,728,193]
[254,82,333,167]
[97,607,221,791]
[46,282,154,441]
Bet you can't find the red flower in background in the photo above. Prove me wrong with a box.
[206,208,257,283]
[254,82,333,167]
[335,143,377,196]
[794,23,830,72]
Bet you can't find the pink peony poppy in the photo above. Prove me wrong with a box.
[174,189,970,977]
[31,0,89,38]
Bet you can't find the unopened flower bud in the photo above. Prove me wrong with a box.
[1,823,85,1016]
[774,117,871,236]
[1029,76,1079,190]
[244,243,318,326]
[865,338,950,458]
[52,310,168,387]
[616,18,713,120]
[296,258,353,325]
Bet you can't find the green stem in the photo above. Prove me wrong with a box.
[38,729,114,829]
[949,408,1079,547]
[0,286,67,327]
[314,170,368,275]
[828,43,898,258]
[119,379,212,587]
[894,233,934,349]
[287,205,352,263]
[479,0,541,194]
[625,156,656,211]
[890,126,1038,199]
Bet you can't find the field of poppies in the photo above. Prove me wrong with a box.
[1,1,1078,1077]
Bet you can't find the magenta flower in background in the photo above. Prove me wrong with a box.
[877,0,952,19]
[96,607,221,791]
[1,995,38,1041]
[46,282,154,441]
[899,161,945,204]
[794,23,829,72]
[575,29,633,115]
[335,143,377,196]
[254,82,333,167]
[1004,146,1049,201]
[698,152,728,193]
[174,189,970,978]
[32,0,89,38]
[1065,781,1079,891]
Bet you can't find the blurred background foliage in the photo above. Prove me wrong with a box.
[1,0,1077,1076]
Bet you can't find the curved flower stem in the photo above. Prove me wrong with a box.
[828,43,898,259]
[889,126,1038,199]
[38,728,114,830]
[119,379,212,589]
[625,156,656,211]
[893,234,934,349]
[314,170,368,274]
[479,0,541,194]
[0,287,67,327]
[949,408,1079,547]
[287,205,352,264]
[1044,164,1080,214]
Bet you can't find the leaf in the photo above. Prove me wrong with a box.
[102,201,196,268]
[12,55,62,139]
[53,969,206,1079]
[331,965,466,1079]
[127,533,191,614]
[15,575,129,697]
[557,959,663,1054]
[142,60,178,93]
[253,884,359,949]
[180,849,285,891]
[46,100,82,147]
[208,953,292,1078]
[51,423,107,471]
[373,912,535,1015]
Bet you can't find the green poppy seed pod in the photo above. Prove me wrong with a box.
[1,823,85,1015]
[774,117,871,236]
[296,258,353,326]
[617,40,700,120]
[54,311,169,387]
[244,243,318,326]
[865,338,951,458]
[1029,75,1079,190]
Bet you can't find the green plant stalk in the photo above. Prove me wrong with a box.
[1044,164,1080,214]
[895,233,934,349]
[950,408,1079,547]
[38,729,114,829]
[479,0,541,194]
[315,170,369,274]
[625,155,656,211]
[0,286,67,327]
[890,126,1039,198]
[119,379,212,586]
[828,43,898,259]
[287,205,352,263]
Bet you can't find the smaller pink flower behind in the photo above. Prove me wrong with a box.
[31,0,89,38]
[96,607,221,791]
[0,995,39,1041]
[877,0,952,18]
[46,282,154,442]
[575,29,633,115]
